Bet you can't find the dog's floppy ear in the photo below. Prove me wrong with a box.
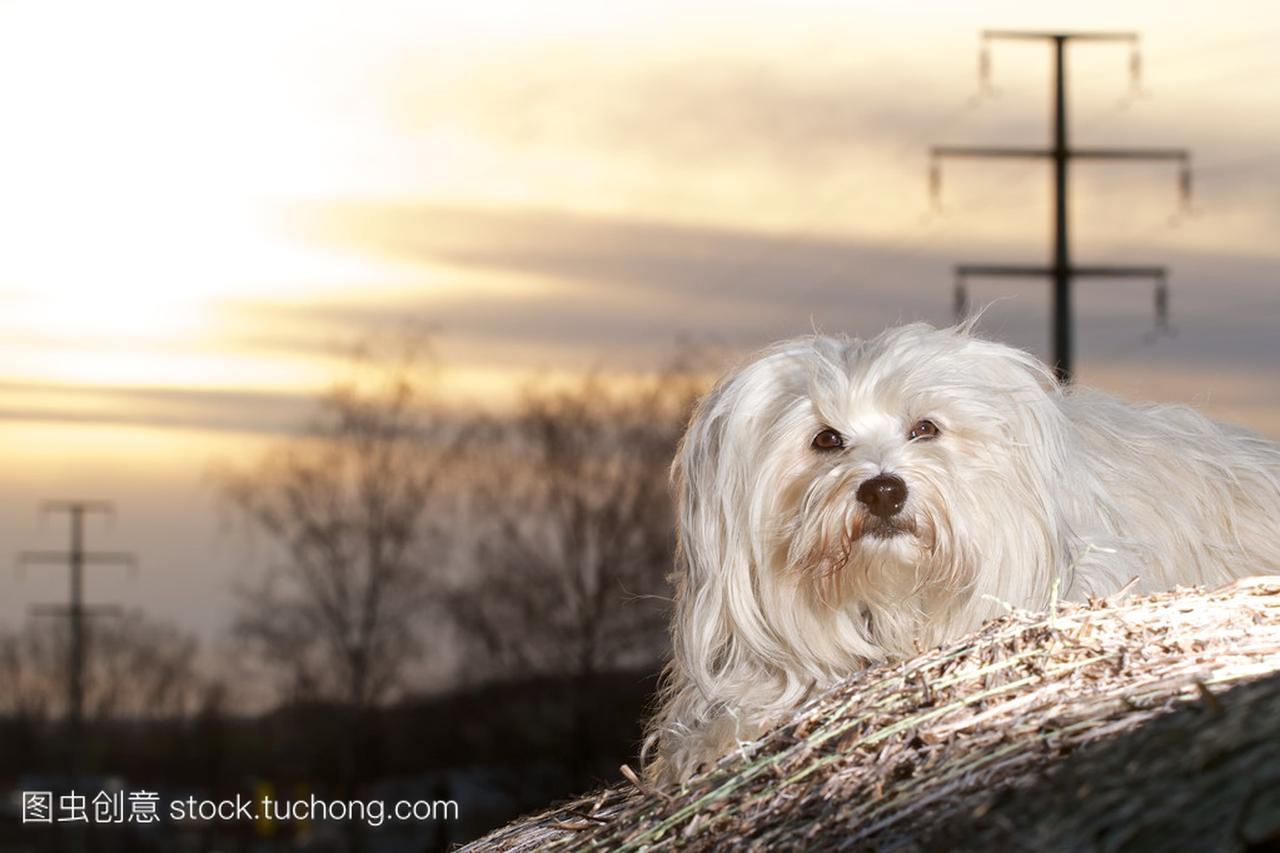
[668,346,804,694]
[669,370,752,695]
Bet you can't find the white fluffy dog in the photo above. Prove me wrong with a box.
[645,322,1280,784]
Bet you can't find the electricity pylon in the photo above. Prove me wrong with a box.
[931,30,1192,383]
[19,500,133,789]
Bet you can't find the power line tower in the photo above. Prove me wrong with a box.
[930,30,1193,383]
[18,501,133,789]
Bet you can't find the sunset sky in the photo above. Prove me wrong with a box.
[1,0,1277,646]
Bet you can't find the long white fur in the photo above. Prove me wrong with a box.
[645,322,1280,784]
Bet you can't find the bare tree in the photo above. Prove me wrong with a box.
[217,341,455,712]
[453,365,702,782]
[0,624,57,719]
[0,612,203,720]
[85,613,202,718]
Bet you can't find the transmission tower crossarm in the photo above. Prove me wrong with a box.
[18,549,135,566]
[1072,265,1167,278]
[30,603,124,618]
[957,264,1166,280]
[932,145,1050,159]
[39,499,115,514]
[957,264,1053,278]
[982,29,1137,42]
[1071,147,1190,161]
[17,549,71,565]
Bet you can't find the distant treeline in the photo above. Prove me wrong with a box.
[0,339,709,850]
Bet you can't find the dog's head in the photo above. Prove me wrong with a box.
[671,323,1071,688]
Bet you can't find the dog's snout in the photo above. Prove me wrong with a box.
[857,474,908,519]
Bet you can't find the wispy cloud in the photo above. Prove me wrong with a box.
[0,381,312,435]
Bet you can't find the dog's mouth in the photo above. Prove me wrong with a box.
[797,510,923,582]
[859,514,917,541]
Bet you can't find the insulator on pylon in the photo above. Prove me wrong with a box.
[979,41,992,95]
[929,160,942,211]
[1154,276,1170,332]
[954,277,969,323]
[1179,163,1193,210]
[1128,42,1144,97]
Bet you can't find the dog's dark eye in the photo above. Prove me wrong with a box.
[908,419,940,441]
[812,427,845,451]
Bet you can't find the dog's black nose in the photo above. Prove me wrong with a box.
[856,474,908,519]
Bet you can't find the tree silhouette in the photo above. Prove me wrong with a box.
[453,366,702,784]
[219,343,455,711]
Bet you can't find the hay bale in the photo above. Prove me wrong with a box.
[461,579,1280,852]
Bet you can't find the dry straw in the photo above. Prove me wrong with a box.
[462,578,1280,851]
